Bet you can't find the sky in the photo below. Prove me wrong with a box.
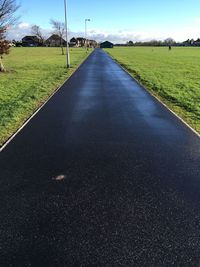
[7,0,200,43]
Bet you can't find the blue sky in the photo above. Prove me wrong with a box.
[9,0,200,42]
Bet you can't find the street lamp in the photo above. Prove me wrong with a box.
[85,18,90,52]
[64,0,70,68]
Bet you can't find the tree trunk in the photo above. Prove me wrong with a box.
[61,45,64,55]
[0,58,5,72]
[60,37,64,55]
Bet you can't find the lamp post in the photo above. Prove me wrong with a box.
[85,18,90,52]
[64,0,70,68]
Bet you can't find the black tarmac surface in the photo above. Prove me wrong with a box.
[0,49,200,266]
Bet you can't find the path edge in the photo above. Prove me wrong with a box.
[105,51,200,139]
[0,50,94,152]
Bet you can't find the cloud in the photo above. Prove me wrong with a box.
[18,22,30,29]
[7,23,139,43]
[6,22,32,40]
[84,29,164,43]
[6,22,51,41]
[192,17,200,24]
[6,18,200,43]
[174,17,200,41]
[68,29,152,44]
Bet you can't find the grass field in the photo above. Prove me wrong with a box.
[0,47,91,146]
[105,47,200,133]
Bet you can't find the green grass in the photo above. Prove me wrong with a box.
[105,47,200,133]
[0,47,91,146]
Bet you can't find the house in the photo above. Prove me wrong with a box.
[194,38,200,46]
[46,34,66,47]
[22,36,40,47]
[69,37,85,47]
[100,41,114,48]
[69,37,78,47]
[76,37,86,47]
[88,40,98,48]
[70,37,98,48]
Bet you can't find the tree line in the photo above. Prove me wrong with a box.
[122,38,200,47]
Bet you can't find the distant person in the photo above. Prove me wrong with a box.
[169,45,172,51]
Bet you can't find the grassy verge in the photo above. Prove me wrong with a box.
[0,47,92,146]
[105,47,200,133]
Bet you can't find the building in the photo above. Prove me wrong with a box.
[194,38,200,46]
[69,37,86,47]
[46,34,66,47]
[88,40,98,48]
[22,36,40,47]
[69,37,85,47]
[76,37,86,47]
[69,37,78,47]
[69,37,98,48]
[100,41,114,48]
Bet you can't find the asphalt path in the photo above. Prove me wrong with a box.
[0,48,200,266]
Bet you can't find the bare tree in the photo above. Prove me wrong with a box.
[164,38,175,45]
[0,28,9,71]
[0,0,19,72]
[31,25,45,46]
[0,41,10,72]
[0,0,19,28]
[50,19,65,55]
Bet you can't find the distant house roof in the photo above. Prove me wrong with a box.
[89,39,97,43]
[77,37,86,41]
[21,36,40,46]
[46,34,65,42]
[100,41,114,48]
[22,36,39,42]
[194,38,200,45]
[70,37,77,43]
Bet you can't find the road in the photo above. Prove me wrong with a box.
[0,49,200,266]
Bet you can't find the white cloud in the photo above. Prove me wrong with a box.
[6,22,31,40]
[192,17,200,24]
[5,18,200,43]
[68,29,152,44]
[85,29,164,43]
[6,22,51,41]
[18,22,30,29]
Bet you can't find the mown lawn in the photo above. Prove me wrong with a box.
[0,47,91,146]
[105,47,200,133]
